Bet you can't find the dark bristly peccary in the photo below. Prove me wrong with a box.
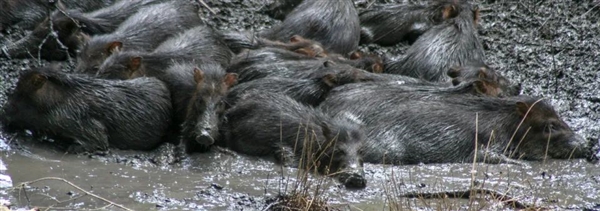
[228,48,327,83]
[229,47,316,67]
[228,48,443,88]
[228,48,381,84]
[448,63,521,96]
[384,3,485,82]
[1,0,165,61]
[224,32,383,72]
[261,0,361,55]
[221,92,367,189]
[228,52,428,86]
[359,0,464,46]
[181,63,237,153]
[0,0,115,32]
[320,87,594,164]
[225,73,349,108]
[75,0,202,74]
[223,31,327,56]
[97,25,233,79]
[1,67,172,153]
[328,79,508,99]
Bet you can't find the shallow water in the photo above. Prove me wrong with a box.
[0,136,598,210]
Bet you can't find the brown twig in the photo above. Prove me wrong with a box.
[15,177,133,211]
[399,188,531,209]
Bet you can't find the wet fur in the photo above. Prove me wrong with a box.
[262,0,360,55]
[2,67,172,152]
[76,1,201,73]
[320,86,590,164]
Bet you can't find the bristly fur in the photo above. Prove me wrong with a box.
[2,67,172,152]
[359,0,465,46]
[0,0,115,30]
[262,0,361,55]
[179,61,231,153]
[384,4,485,82]
[76,0,202,73]
[1,0,167,60]
[225,77,334,108]
[221,92,366,188]
[320,84,591,164]
[97,25,233,79]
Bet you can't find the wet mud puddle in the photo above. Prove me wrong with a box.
[0,134,598,210]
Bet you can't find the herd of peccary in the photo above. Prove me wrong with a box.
[1,0,598,189]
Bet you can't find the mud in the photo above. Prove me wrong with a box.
[1,0,599,210]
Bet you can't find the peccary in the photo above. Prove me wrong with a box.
[2,67,172,152]
[97,25,233,79]
[320,87,594,164]
[225,74,348,108]
[221,92,367,188]
[75,1,202,74]
[180,63,237,153]
[0,0,115,31]
[261,0,361,55]
[384,4,485,82]
[223,31,327,56]
[359,0,464,45]
[1,0,165,60]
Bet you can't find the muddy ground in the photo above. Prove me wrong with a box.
[0,0,599,210]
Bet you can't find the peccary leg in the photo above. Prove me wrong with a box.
[475,149,529,166]
[274,146,298,168]
[62,119,109,152]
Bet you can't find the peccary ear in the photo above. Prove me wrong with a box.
[473,7,481,25]
[290,35,302,43]
[223,73,238,88]
[349,51,362,60]
[371,63,383,73]
[322,73,338,87]
[128,56,141,71]
[29,73,47,90]
[442,4,459,19]
[473,80,488,95]
[106,41,122,54]
[516,102,531,117]
[193,68,204,84]
[477,69,488,79]
[447,67,461,78]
